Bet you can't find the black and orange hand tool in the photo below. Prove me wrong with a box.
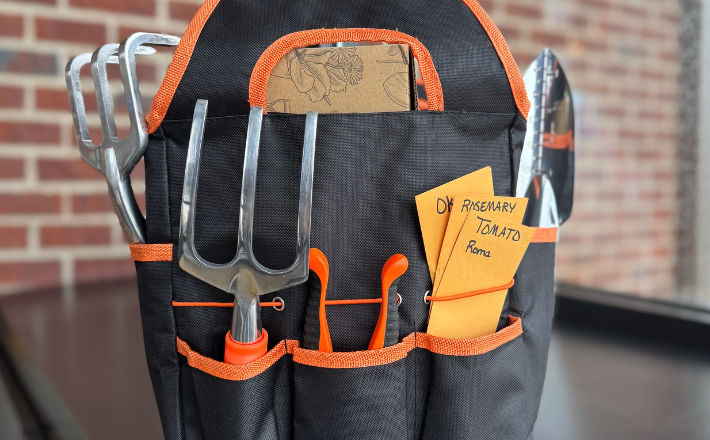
[303,250,408,352]
[369,254,408,350]
[303,248,333,352]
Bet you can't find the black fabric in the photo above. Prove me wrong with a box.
[162,111,517,359]
[134,1,556,438]
[165,0,517,121]
[293,359,408,439]
[185,353,293,440]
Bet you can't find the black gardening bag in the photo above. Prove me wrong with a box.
[132,1,555,438]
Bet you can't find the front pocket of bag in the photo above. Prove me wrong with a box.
[177,337,295,440]
[292,335,416,440]
[418,316,526,440]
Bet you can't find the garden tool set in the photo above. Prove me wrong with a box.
[64,1,574,438]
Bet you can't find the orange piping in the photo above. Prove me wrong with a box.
[461,0,530,119]
[145,0,221,134]
[531,227,558,243]
[129,243,172,261]
[177,316,522,374]
[249,28,443,113]
[144,0,529,132]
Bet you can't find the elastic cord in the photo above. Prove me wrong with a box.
[425,279,514,303]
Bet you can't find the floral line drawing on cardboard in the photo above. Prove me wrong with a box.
[271,47,364,105]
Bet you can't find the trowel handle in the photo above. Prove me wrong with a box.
[224,330,268,365]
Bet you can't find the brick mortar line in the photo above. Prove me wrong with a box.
[0,247,131,261]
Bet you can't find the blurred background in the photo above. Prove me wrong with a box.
[1,0,709,439]
[0,0,703,310]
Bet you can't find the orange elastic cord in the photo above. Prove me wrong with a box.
[129,243,173,261]
[172,298,382,308]
[426,279,515,303]
[461,0,530,120]
[249,28,443,113]
[172,300,283,308]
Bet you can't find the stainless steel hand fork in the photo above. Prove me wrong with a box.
[179,101,318,348]
[65,33,181,244]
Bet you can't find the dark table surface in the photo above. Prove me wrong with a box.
[1,281,709,440]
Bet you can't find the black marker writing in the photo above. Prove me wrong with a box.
[475,216,521,241]
[461,199,517,214]
[465,240,491,258]
[436,195,455,214]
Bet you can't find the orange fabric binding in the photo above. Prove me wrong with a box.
[129,243,173,261]
[177,316,522,373]
[293,333,416,368]
[531,227,558,243]
[248,28,444,113]
[145,0,529,132]
[145,0,221,134]
[177,337,298,381]
[461,0,530,120]
[417,315,522,356]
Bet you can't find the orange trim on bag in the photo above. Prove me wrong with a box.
[249,28,443,113]
[177,317,522,375]
[145,0,221,134]
[144,0,529,133]
[461,0,530,120]
[176,337,298,381]
[129,243,173,261]
[531,227,558,243]
[293,333,416,368]
[417,315,522,356]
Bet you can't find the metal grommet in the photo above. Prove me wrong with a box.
[423,290,431,305]
[273,297,285,312]
[396,293,403,307]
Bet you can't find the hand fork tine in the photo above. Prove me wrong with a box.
[65,33,180,244]
[179,102,318,353]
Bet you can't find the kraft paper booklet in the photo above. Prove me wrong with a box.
[432,195,528,296]
[427,213,534,339]
[415,167,494,282]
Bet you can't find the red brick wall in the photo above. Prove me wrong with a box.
[0,0,202,294]
[0,0,681,299]
[484,0,681,299]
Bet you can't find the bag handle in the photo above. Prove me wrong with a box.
[248,28,444,113]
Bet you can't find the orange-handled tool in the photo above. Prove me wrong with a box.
[369,254,408,350]
[302,248,333,352]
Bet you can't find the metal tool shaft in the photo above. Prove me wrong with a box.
[179,102,318,344]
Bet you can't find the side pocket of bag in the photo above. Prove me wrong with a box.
[176,337,295,440]
[292,335,416,440]
[418,317,525,440]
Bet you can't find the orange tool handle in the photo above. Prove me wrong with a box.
[302,248,333,352]
[369,254,408,350]
[224,329,268,365]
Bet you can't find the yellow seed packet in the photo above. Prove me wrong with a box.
[415,168,494,282]
[433,195,528,295]
[427,213,534,339]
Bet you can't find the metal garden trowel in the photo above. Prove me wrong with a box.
[517,48,575,229]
